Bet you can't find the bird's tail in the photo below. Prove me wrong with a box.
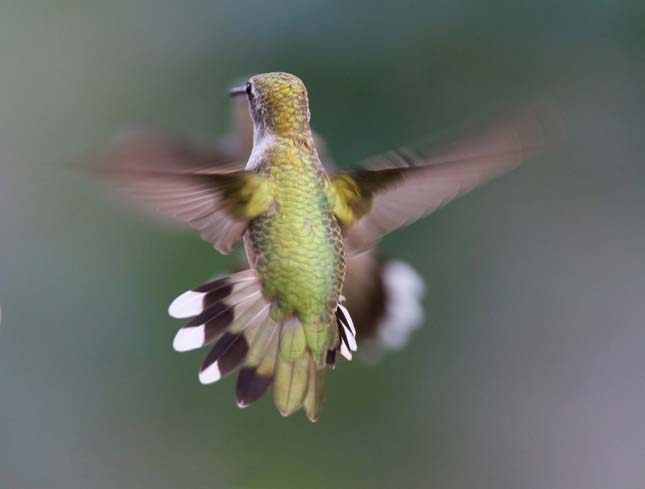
[168,268,356,421]
[343,253,426,362]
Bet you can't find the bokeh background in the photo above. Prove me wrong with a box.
[1,1,645,488]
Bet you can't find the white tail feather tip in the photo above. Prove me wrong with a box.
[172,326,206,352]
[199,363,222,384]
[378,260,426,350]
[340,341,353,361]
[340,321,358,351]
[168,290,206,318]
[338,304,356,336]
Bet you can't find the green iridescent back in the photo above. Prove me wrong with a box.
[249,140,345,356]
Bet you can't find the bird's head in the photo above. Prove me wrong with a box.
[230,72,311,139]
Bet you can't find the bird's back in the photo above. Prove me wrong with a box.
[248,140,345,358]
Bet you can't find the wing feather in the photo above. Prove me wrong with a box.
[94,132,272,254]
[332,109,548,252]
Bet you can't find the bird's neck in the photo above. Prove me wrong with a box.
[246,129,319,172]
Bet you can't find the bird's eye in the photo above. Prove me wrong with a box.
[245,82,252,95]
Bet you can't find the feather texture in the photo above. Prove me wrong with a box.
[303,359,326,422]
[95,141,273,253]
[236,323,280,408]
[169,269,341,419]
[274,351,310,417]
[331,110,546,252]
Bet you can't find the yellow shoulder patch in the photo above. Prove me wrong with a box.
[327,169,405,227]
[326,173,372,226]
[221,173,274,219]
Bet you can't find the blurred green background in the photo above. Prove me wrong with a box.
[1,1,645,488]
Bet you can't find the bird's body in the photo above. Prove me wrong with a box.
[247,139,344,364]
[98,71,548,421]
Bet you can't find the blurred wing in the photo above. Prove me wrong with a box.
[98,129,244,173]
[330,110,545,252]
[95,133,272,254]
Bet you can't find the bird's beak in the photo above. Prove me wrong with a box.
[229,85,247,97]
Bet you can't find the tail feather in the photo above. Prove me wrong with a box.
[199,332,249,384]
[376,260,425,350]
[169,268,359,421]
[273,316,311,416]
[326,348,337,368]
[236,325,279,408]
[168,269,256,319]
[303,359,326,422]
[274,352,310,417]
[169,270,259,353]
[336,304,358,359]
[279,317,307,362]
[198,301,270,384]
[301,304,357,420]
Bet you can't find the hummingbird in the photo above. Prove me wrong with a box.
[102,85,426,360]
[98,72,545,421]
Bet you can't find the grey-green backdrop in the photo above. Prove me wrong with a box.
[1,1,644,488]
